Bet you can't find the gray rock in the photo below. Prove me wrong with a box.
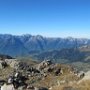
[1,83,15,90]
[0,60,7,69]
[37,60,52,71]
[54,68,63,76]
[0,80,5,86]
[77,71,85,78]
[5,59,27,70]
[27,85,34,89]
[5,59,19,69]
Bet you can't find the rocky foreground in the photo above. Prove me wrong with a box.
[0,56,89,90]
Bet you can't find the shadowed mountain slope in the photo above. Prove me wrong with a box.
[0,34,90,56]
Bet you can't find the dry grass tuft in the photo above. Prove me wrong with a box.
[50,80,90,90]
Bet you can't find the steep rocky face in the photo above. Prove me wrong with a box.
[0,34,90,56]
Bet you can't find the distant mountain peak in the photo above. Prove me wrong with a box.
[0,34,90,56]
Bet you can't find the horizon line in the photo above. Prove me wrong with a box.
[0,33,89,39]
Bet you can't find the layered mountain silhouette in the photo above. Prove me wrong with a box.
[0,34,90,56]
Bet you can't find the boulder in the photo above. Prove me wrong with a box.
[78,71,90,84]
[43,65,54,73]
[54,68,62,76]
[37,60,52,71]
[1,83,15,90]
[77,71,85,78]
[0,80,6,87]
[5,59,27,70]
[27,85,34,89]
[27,67,40,74]
[7,76,14,84]
[0,60,7,69]
[5,59,19,69]
[6,72,27,89]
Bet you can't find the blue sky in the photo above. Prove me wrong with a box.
[0,0,90,38]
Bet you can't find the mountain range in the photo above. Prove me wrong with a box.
[0,34,90,57]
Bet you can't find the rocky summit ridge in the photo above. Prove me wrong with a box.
[0,55,89,90]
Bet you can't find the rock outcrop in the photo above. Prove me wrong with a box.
[0,60,7,69]
[0,58,85,90]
